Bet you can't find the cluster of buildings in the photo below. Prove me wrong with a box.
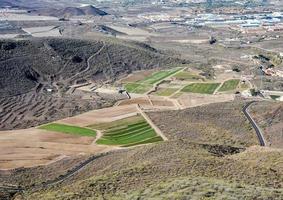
[185,12,283,32]
[262,68,283,77]
[139,10,283,34]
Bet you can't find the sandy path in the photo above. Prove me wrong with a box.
[136,104,168,141]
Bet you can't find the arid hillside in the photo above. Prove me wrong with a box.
[0,38,185,97]
[0,38,186,130]
[1,101,282,200]
[249,101,283,149]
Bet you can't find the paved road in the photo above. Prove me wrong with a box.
[0,151,112,195]
[243,101,266,147]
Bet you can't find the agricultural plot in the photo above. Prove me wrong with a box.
[139,68,183,85]
[181,83,220,94]
[218,79,240,92]
[123,68,182,94]
[39,123,97,137]
[91,115,163,147]
[173,71,204,81]
[270,95,280,100]
[154,88,179,96]
[124,83,152,94]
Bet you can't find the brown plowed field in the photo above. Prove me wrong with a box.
[58,104,139,126]
[0,105,138,169]
[0,128,115,169]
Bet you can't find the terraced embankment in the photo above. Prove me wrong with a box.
[90,115,163,147]
[0,38,187,130]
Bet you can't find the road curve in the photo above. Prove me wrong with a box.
[243,101,266,147]
[0,151,112,194]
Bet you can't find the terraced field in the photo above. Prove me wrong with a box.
[173,71,204,81]
[181,83,220,94]
[39,123,97,137]
[124,83,152,94]
[154,88,179,96]
[91,115,163,147]
[0,93,102,131]
[218,79,240,92]
[139,68,183,85]
[123,68,183,94]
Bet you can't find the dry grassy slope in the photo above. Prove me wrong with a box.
[148,101,258,147]
[0,101,280,199]
[0,38,186,97]
[0,37,186,130]
[249,101,283,149]
[24,140,283,200]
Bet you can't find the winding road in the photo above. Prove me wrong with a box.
[0,100,267,198]
[0,151,113,196]
[243,101,266,147]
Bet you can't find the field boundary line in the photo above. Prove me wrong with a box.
[213,82,224,95]
[145,67,185,95]
[136,104,168,141]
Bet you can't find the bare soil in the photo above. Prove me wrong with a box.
[0,128,115,169]
[177,93,235,108]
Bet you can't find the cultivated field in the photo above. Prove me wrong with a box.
[153,87,179,96]
[138,68,183,85]
[218,79,240,92]
[124,83,152,94]
[0,105,139,169]
[58,105,139,126]
[91,115,163,147]
[173,71,204,81]
[39,123,97,137]
[123,68,183,94]
[177,93,235,108]
[119,70,157,83]
[0,128,114,169]
[181,83,221,94]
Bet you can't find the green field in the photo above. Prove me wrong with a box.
[89,115,144,130]
[94,115,163,147]
[181,83,220,94]
[138,68,183,85]
[174,71,204,81]
[154,88,179,96]
[218,79,240,92]
[39,123,97,137]
[123,68,182,94]
[270,95,280,100]
[124,83,152,94]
